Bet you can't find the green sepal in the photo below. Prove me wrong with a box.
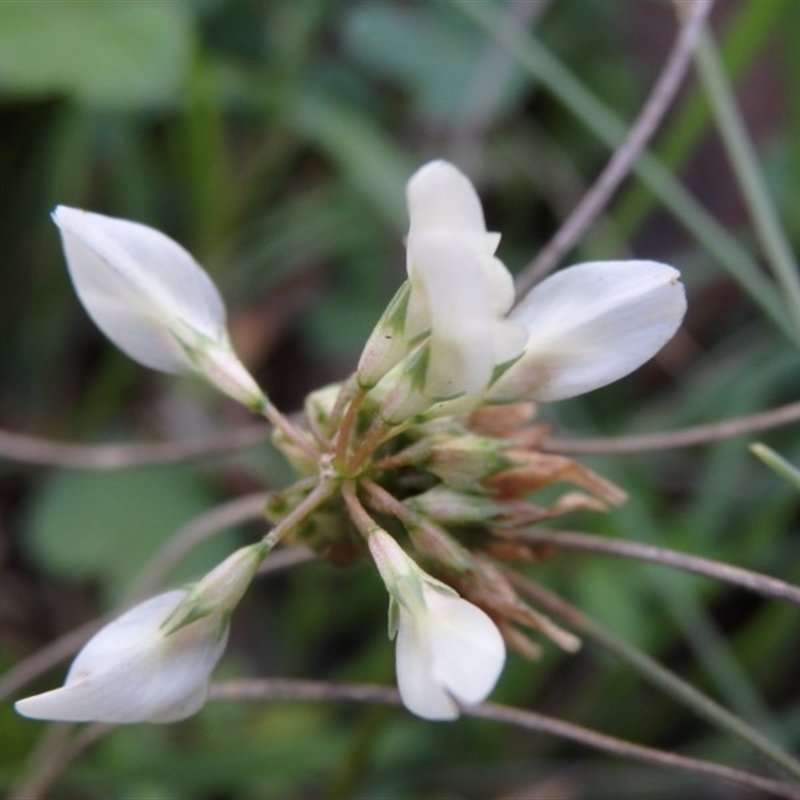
[357,282,414,389]
[160,594,213,636]
[489,350,525,385]
[387,597,399,640]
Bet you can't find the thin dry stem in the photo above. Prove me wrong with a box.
[515,0,713,293]
[545,398,800,454]
[257,546,317,576]
[210,678,800,799]
[0,425,270,470]
[11,372,800,472]
[517,529,800,607]
[8,722,110,800]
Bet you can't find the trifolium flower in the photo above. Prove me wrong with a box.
[358,160,686,422]
[53,206,266,411]
[368,529,505,720]
[15,544,264,724]
[359,161,527,419]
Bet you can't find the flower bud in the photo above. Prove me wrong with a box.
[303,382,344,439]
[404,486,502,526]
[357,282,413,389]
[367,529,505,721]
[424,433,513,489]
[161,543,266,635]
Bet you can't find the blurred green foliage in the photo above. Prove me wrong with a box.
[2,0,800,798]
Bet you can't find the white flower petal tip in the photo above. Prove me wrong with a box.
[52,206,265,410]
[406,160,488,236]
[492,260,687,402]
[368,530,506,722]
[15,589,229,725]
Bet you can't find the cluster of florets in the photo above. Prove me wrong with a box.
[15,160,686,724]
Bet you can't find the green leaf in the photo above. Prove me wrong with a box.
[342,2,526,127]
[23,466,229,600]
[0,2,194,109]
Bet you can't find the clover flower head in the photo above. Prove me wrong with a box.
[22,158,690,732]
[53,206,265,411]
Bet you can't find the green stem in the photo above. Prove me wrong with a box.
[341,481,377,539]
[261,479,336,551]
[510,573,800,782]
[693,27,800,334]
[750,443,800,493]
[334,386,368,466]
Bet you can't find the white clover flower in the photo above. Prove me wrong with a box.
[53,206,265,411]
[15,589,226,724]
[403,161,528,399]
[368,529,505,721]
[15,544,264,724]
[360,161,686,422]
[359,161,527,418]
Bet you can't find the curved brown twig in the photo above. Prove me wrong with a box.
[515,529,800,607]
[515,0,714,293]
[545,398,800,454]
[0,425,271,470]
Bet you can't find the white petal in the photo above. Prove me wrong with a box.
[393,585,505,721]
[395,608,460,721]
[53,206,227,373]
[484,255,516,316]
[15,590,228,724]
[409,232,526,398]
[406,161,514,318]
[407,160,487,237]
[493,260,686,402]
[425,591,505,706]
[409,233,494,396]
